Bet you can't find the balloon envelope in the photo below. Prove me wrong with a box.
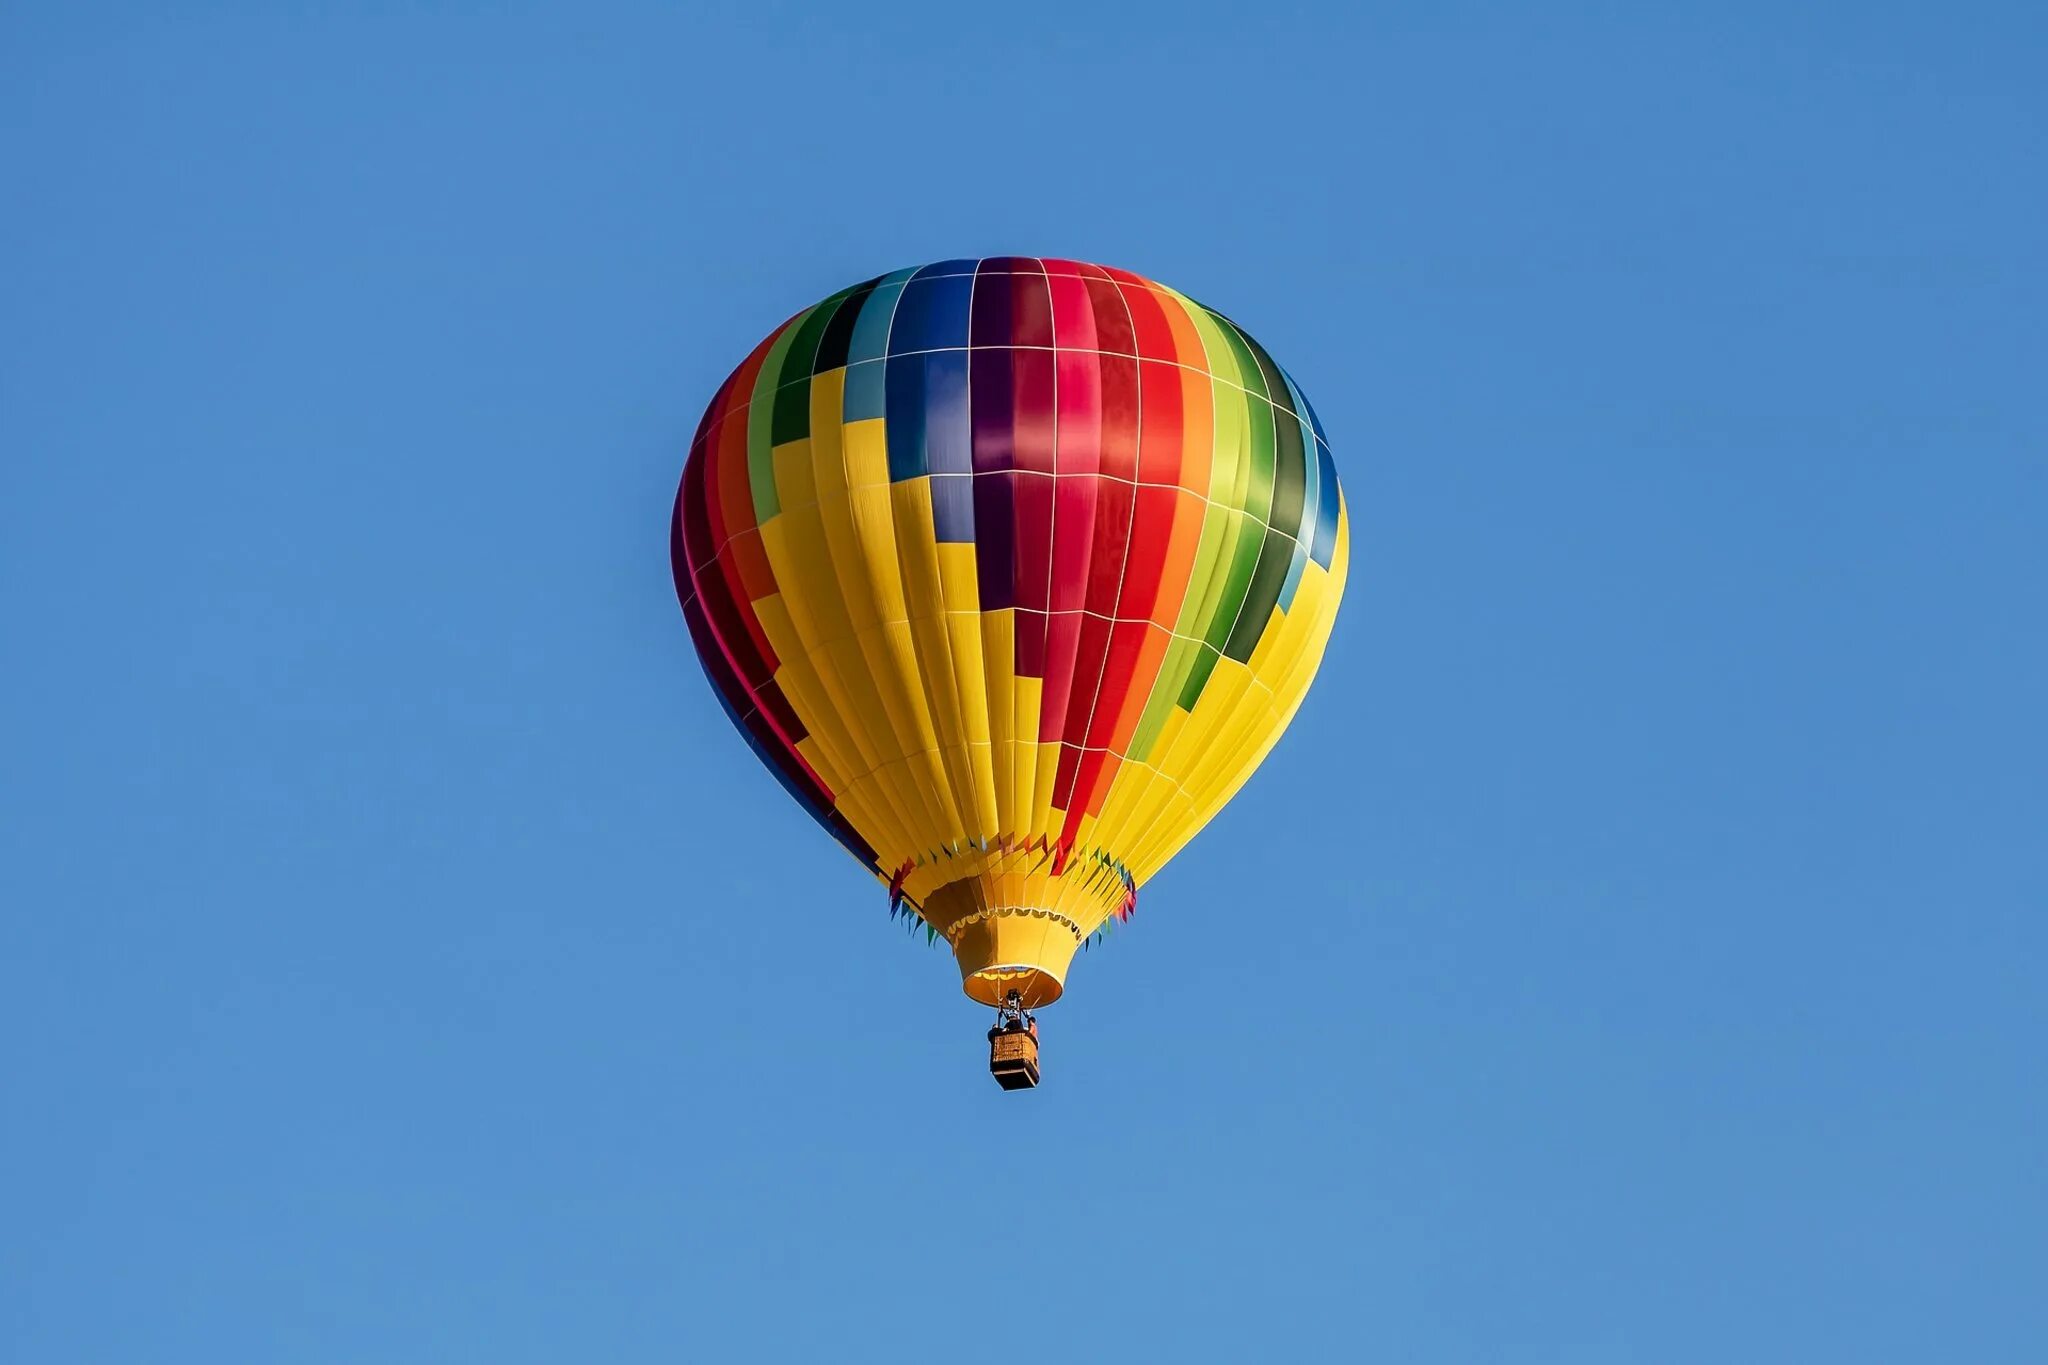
[673,258,1348,1006]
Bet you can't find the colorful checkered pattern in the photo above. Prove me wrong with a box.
[672,258,1348,951]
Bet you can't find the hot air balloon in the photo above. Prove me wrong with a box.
[671,258,1348,1087]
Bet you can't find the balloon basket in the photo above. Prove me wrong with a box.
[988,1029,1040,1090]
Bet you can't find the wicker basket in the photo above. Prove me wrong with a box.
[988,1029,1041,1090]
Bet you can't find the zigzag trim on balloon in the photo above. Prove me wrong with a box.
[883,837,1138,940]
[937,904,1089,946]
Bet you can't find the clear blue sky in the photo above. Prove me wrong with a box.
[3,3,2042,1360]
